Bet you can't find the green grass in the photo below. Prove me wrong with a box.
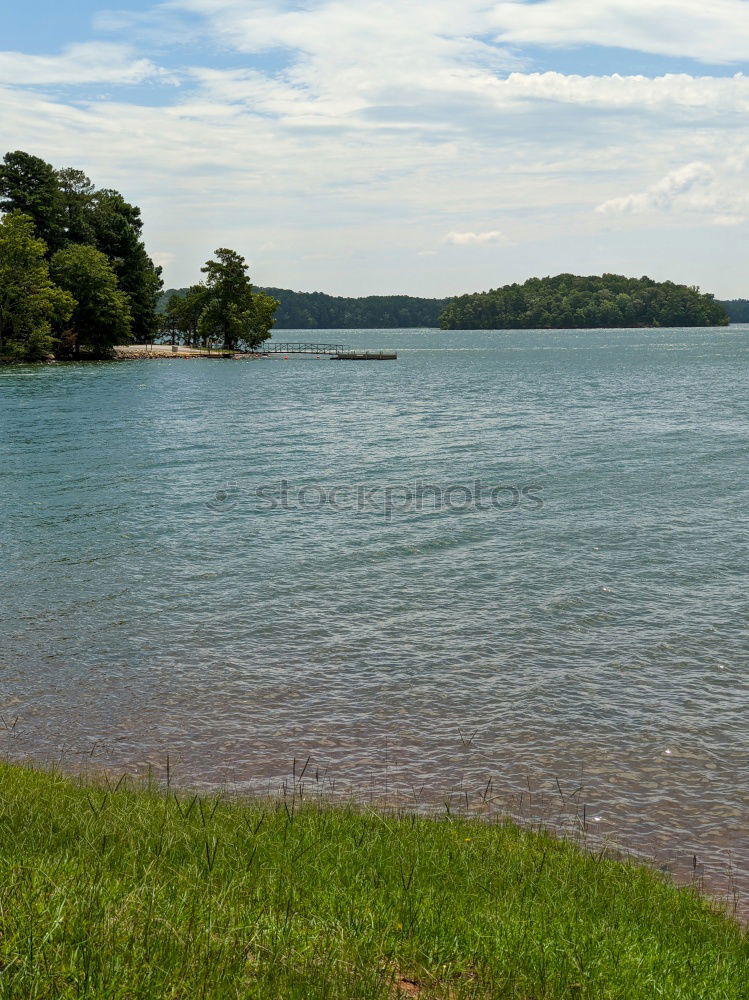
[0,763,746,998]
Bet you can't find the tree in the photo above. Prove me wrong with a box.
[160,294,182,346]
[171,285,207,346]
[198,248,277,350]
[0,213,74,360]
[1,150,163,345]
[88,189,163,343]
[56,167,96,246]
[50,244,132,356]
[0,151,65,252]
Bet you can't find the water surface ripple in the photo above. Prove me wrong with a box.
[1,327,748,905]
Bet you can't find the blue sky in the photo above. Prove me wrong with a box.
[2,0,749,297]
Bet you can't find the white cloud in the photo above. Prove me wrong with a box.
[444,230,508,245]
[493,71,749,114]
[490,0,749,65]
[169,1,749,125]
[596,157,749,225]
[1,0,748,295]
[0,42,173,86]
[185,65,749,125]
[597,162,716,214]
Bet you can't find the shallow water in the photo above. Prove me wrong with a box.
[1,327,748,905]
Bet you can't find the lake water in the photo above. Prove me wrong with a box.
[1,327,748,905]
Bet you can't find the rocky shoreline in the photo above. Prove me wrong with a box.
[112,345,268,360]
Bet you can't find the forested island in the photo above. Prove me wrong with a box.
[0,150,276,362]
[439,274,728,329]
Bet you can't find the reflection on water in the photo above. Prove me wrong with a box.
[1,327,748,910]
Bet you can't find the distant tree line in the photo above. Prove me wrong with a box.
[718,299,749,323]
[439,274,729,330]
[161,276,735,332]
[0,150,163,360]
[160,287,446,330]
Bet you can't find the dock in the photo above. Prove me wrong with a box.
[259,342,397,360]
[113,342,398,361]
[331,351,397,360]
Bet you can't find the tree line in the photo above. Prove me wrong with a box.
[439,274,729,330]
[160,286,446,330]
[161,277,738,332]
[0,150,277,361]
[718,299,749,323]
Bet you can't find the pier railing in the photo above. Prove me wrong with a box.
[252,341,397,360]
[261,342,348,355]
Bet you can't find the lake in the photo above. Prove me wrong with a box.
[1,326,748,905]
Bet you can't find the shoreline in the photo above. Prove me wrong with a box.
[0,345,271,364]
[7,743,744,922]
[112,344,269,360]
[1,760,746,997]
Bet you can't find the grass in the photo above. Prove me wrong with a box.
[0,763,746,998]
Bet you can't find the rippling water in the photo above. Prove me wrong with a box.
[1,327,748,904]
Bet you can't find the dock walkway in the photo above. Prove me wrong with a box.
[260,342,397,360]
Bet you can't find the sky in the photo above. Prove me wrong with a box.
[2,0,749,297]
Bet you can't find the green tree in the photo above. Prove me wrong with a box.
[50,244,132,356]
[0,151,65,252]
[1,150,163,343]
[88,189,163,343]
[0,213,74,360]
[56,167,96,246]
[159,286,448,329]
[160,294,182,346]
[176,285,208,346]
[198,248,277,350]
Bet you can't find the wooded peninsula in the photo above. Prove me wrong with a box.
[0,150,276,362]
[0,148,740,363]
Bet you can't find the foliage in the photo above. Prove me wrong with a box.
[86,188,163,342]
[197,248,278,351]
[0,150,162,348]
[262,288,447,329]
[158,253,278,351]
[440,274,729,330]
[0,213,74,361]
[161,279,737,332]
[0,150,65,253]
[0,763,747,999]
[160,286,447,329]
[50,244,133,356]
[718,299,749,323]
[161,285,208,346]
[56,167,96,246]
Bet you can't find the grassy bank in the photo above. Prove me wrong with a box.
[0,764,746,998]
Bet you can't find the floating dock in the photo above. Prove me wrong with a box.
[259,341,397,360]
[331,351,397,360]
